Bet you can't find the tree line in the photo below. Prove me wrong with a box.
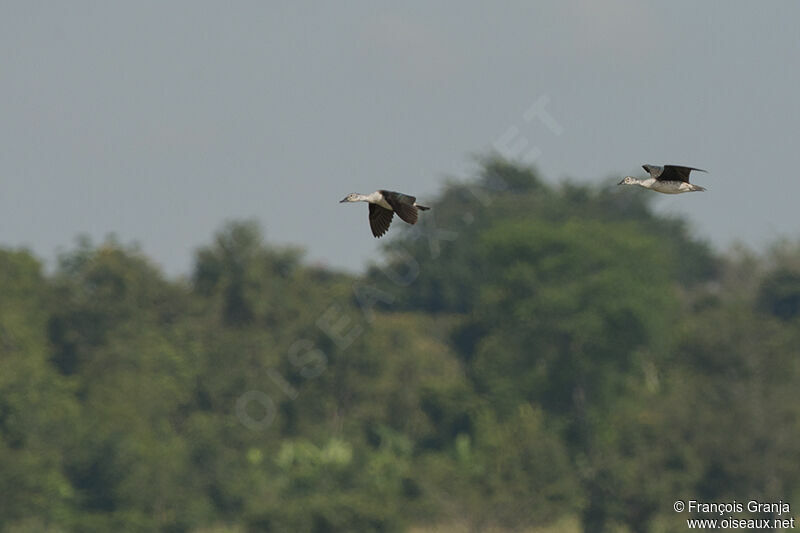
[1,157,799,532]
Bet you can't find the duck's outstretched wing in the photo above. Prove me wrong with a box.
[658,165,707,183]
[368,203,394,238]
[381,190,420,225]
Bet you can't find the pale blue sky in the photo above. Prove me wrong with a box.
[2,2,798,275]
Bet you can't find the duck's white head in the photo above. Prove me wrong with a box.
[339,193,363,203]
[617,176,639,186]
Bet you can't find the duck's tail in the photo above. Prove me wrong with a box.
[415,204,431,211]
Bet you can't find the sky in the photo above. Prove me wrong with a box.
[2,1,799,276]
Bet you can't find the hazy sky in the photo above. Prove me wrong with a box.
[2,2,798,276]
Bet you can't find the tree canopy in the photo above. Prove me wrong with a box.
[1,159,798,532]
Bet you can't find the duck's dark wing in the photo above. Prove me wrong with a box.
[368,203,394,238]
[658,165,707,183]
[381,190,419,225]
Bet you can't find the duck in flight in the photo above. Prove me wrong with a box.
[340,190,430,238]
[618,164,708,194]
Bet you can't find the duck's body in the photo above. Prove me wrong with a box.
[619,164,707,194]
[340,190,430,238]
[635,177,705,194]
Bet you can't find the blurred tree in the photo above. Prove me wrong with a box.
[0,249,76,528]
[46,240,210,531]
[2,158,799,533]
[463,217,685,532]
[757,241,800,320]
[416,404,578,532]
[675,249,800,519]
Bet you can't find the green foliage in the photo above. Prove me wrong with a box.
[757,241,800,320]
[417,405,578,531]
[0,160,797,532]
[469,218,675,415]
[0,250,77,529]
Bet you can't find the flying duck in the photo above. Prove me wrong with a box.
[340,190,430,238]
[618,164,708,194]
